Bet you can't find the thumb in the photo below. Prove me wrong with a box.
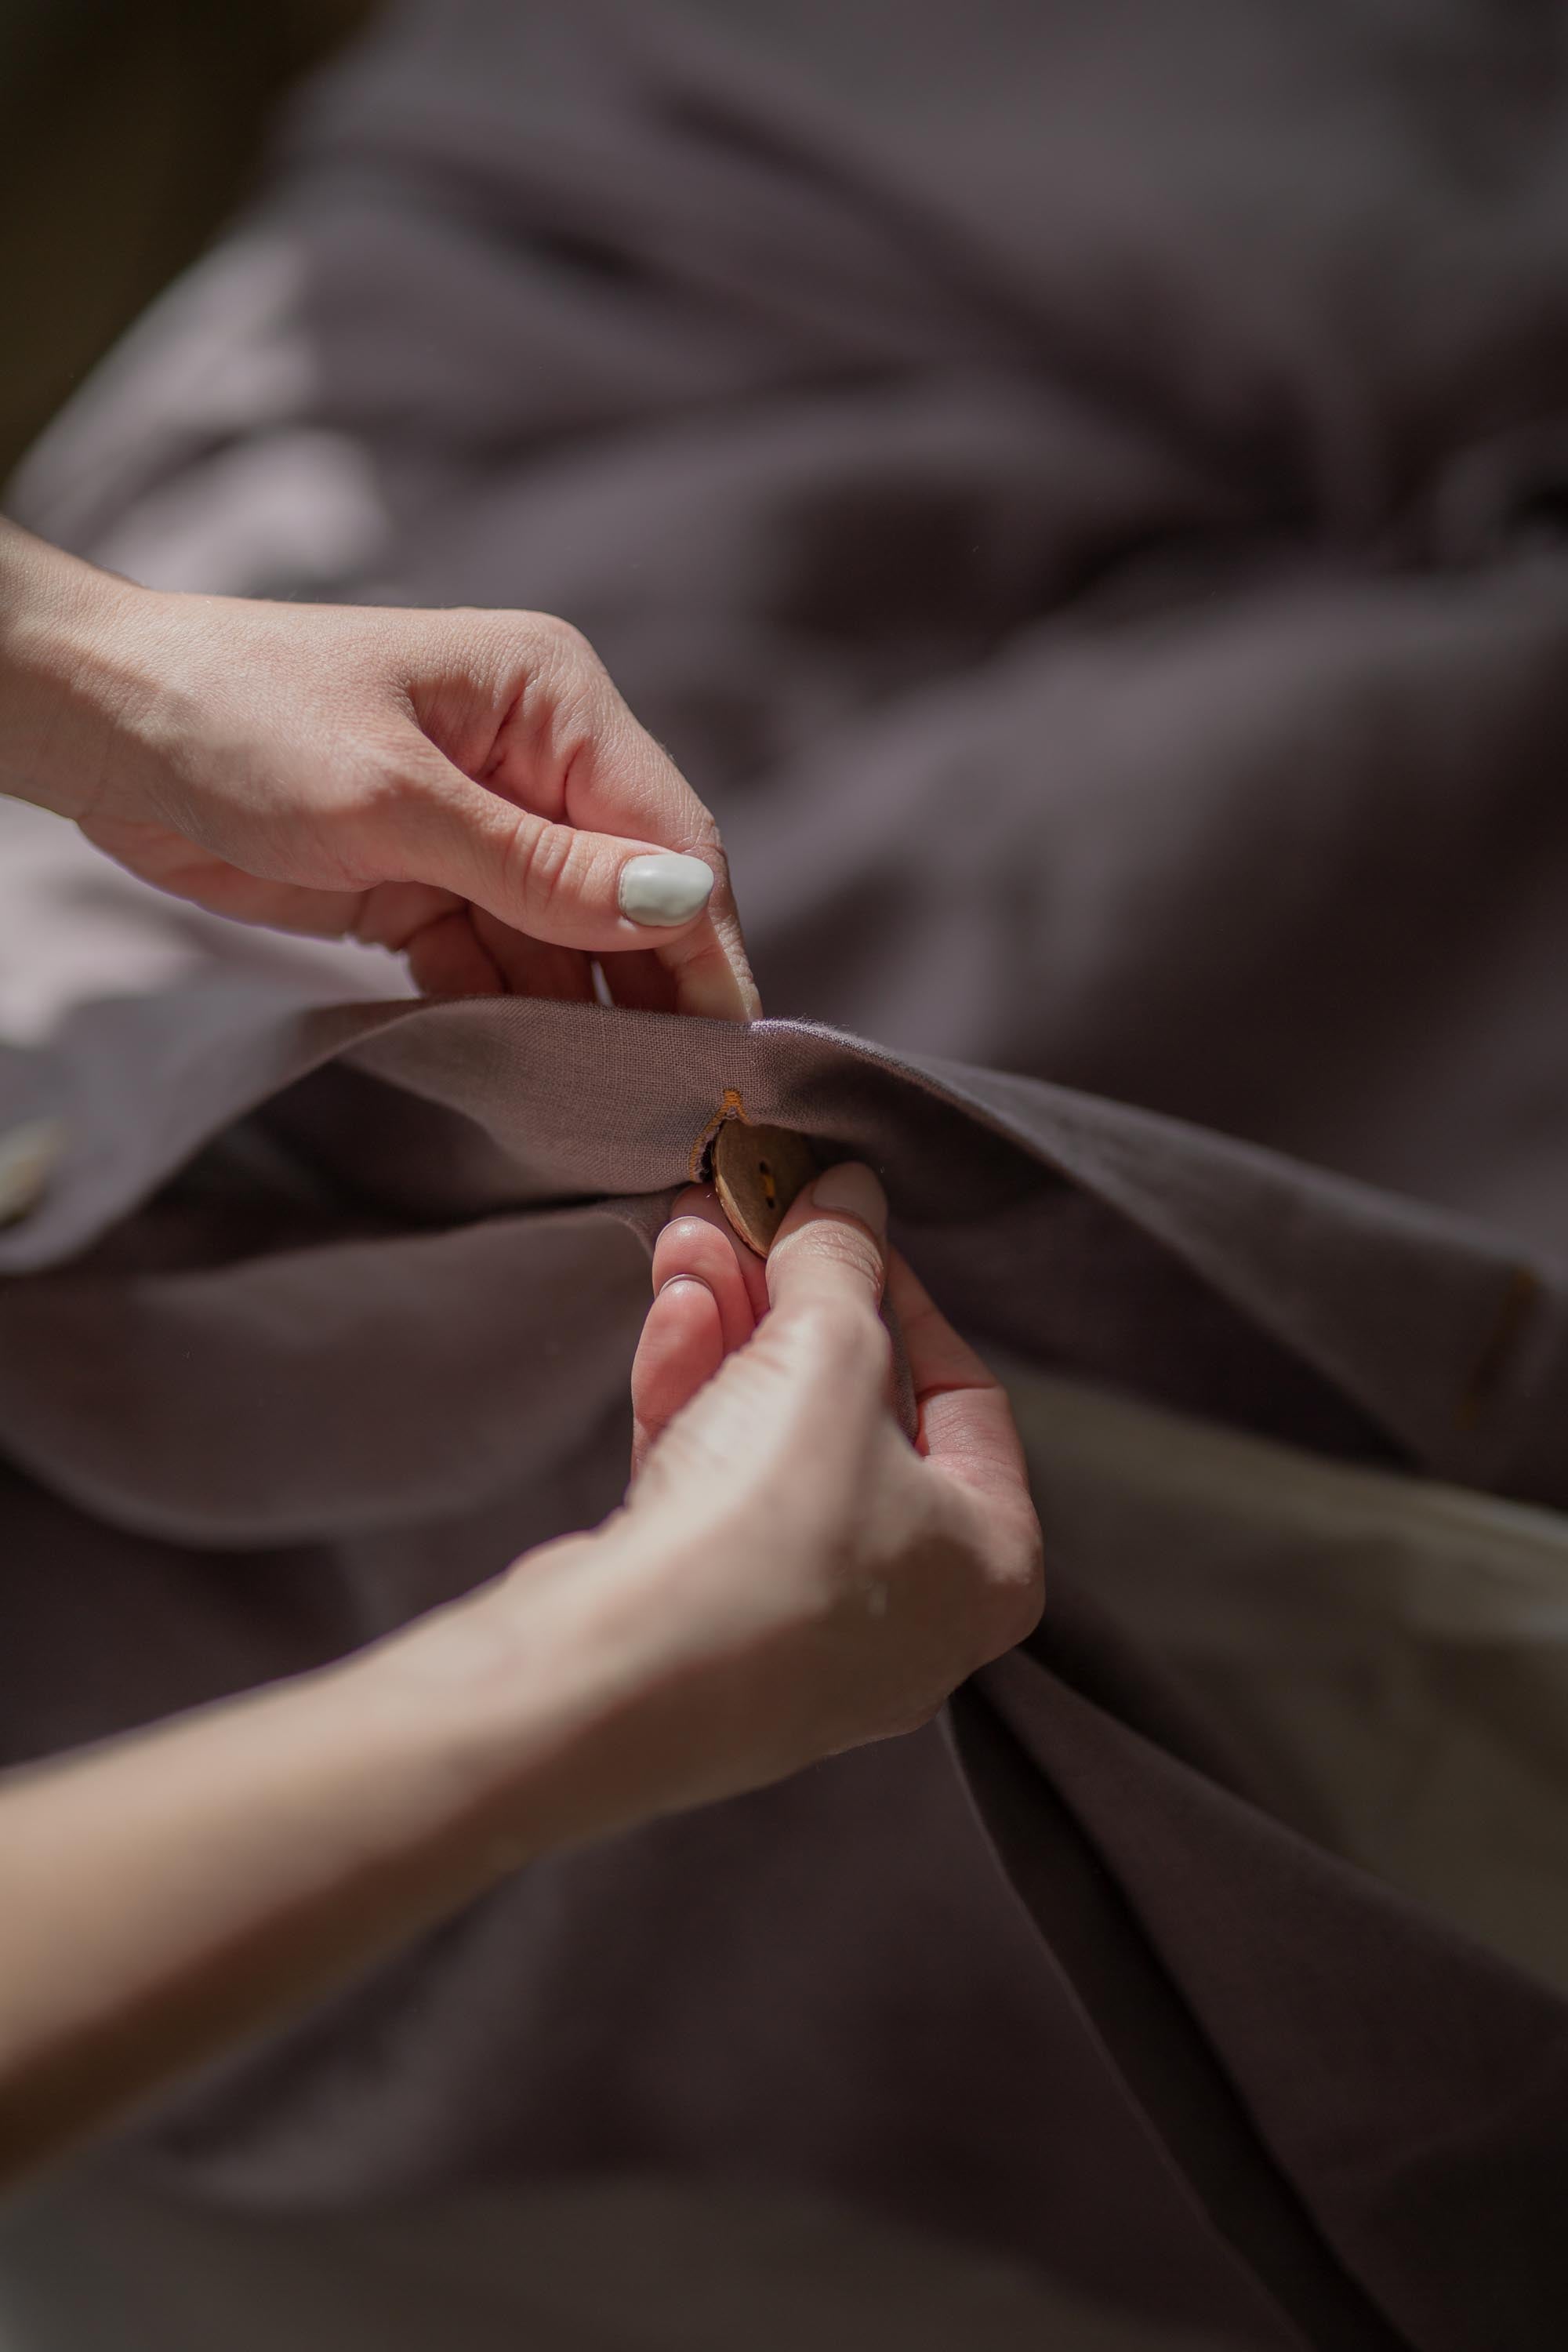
[630,1163,894,1530]
[379,754,756,1019]
[764,1162,890,1321]
[398,760,714,942]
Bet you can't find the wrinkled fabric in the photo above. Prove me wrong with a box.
[19,2,1568,1259]
[0,2164,1249,2352]
[9,2,1568,2347]
[1008,1369,1568,2000]
[1,814,1566,2351]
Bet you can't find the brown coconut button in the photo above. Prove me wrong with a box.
[712,1120,818,1257]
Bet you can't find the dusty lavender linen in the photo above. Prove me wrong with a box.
[8,2,1568,2346]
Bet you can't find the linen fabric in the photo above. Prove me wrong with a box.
[8,2,1568,2344]
[0,808,1565,2350]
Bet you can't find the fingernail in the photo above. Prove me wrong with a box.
[619,853,714,927]
[655,1271,713,1301]
[811,1162,887,1236]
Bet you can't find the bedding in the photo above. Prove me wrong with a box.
[8,3,1568,2342]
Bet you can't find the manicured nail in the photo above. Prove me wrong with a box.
[811,1162,887,1236]
[619,853,714,927]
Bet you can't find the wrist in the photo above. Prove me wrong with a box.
[0,520,153,822]
[344,1523,681,1872]
[353,1499,770,1875]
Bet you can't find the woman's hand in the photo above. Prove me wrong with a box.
[0,1166,1037,2183]
[0,521,756,1018]
[564,1162,1045,1818]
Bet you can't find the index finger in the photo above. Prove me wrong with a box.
[884,1249,1032,1500]
[486,620,758,1022]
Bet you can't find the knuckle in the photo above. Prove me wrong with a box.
[854,1306,896,1385]
[898,1690,949,1737]
[505,814,580,916]
[994,1575,1044,1656]
[863,1693,944,1748]
[524,611,601,684]
[680,801,725,858]
[321,755,445,878]
[801,1216,887,1288]
[793,1294,890,1383]
[980,1515,1047,1656]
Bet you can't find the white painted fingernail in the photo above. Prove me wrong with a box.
[619,853,714,927]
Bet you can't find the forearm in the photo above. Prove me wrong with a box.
[0,1534,654,2187]
[0,517,139,820]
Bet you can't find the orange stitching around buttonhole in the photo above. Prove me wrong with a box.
[688,1088,750,1182]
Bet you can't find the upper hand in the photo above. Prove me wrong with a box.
[2,526,757,1018]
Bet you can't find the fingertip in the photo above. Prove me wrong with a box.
[808,1161,887,1238]
[663,1183,771,1315]
[630,1272,725,1470]
[767,1161,889,1313]
[618,852,714,928]
[652,1200,763,1346]
[423,771,760,1015]
[663,917,762,1022]
[768,1160,888,1256]
[652,1272,720,1323]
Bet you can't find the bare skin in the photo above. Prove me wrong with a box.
[0,1170,1041,2187]
[0,524,1042,2187]
[0,518,757,1016]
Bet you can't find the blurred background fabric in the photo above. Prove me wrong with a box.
[0,0,375,482]
[8,4,1568,2347]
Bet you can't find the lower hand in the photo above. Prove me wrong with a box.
[0,1163,1037,2180]
[492,1164,1044,1833]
